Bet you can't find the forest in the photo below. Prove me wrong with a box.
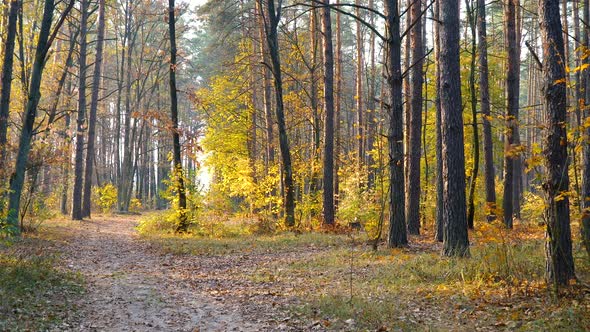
[0,0,589,330]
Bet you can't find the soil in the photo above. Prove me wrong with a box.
[56,216,302,332]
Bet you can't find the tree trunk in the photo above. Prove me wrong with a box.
[60,113,71,215]
[72,0,90,221]
[334,0,342,213]
[385,0,407,247]
[434,0,444,242]
[256,0,274,168]
[539,0,576,286]
[503,0,520,228]
[478,0,497,221]
[0,0,19,170]
[580,0,590,258]
[168,0,188,232]
[366,0,376,188]
[466,0,479,229]
[355,0,364,174]
[440,0,469,256]
[321,0,335,226]
[82,0,106,218]
[407,0,424,235]
[261,0,296,227]
[7,0,69,233]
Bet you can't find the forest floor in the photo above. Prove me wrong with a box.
[2,214,590,331]
[47,216,278,331]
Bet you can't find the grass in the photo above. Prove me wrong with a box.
[137,210,352,255]
[0,229,83,331]
[140,212,590,330]
[277,232,590,330]
[140,230,349,256]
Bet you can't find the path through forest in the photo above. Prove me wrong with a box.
[57,216,298,331]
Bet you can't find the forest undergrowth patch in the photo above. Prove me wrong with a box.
[141,212,590,331]
[0,226,83,331]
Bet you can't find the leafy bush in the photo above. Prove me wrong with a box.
[94,183,118,214]
[130,198,142,213]
[136,211,179,234]
[336,163,381,237]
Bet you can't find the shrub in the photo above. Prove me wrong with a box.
[94,183,117,214]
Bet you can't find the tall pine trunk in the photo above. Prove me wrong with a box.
[168,0,188,232]
[7,0,72,233]
[503,0,520,228]
[439,0,469,256]
[478,0,497,221]
[434,0,444,242]
[321,0,335,226]
[407,0,424,235]
[539,0,575,285]
[385,0,407,247]
[261,0,295,227]
[0,0,19,170]
[355,0,364,174]
[72,0,89,220]
[581,0,590,259]
[466,0,479,229]
[82,0,106,218]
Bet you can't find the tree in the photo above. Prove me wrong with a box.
[0,0,20,170]
[434,0,444,242]
[385,0,407,247]
[72,0,89,221]
[465,0,479,229]
[169,0,189,232]
[503,0,521,228]
[355,0,364,173]
[581,0,590,260]
[82,0,106,218]
[259,0,296,227]
[477,0,496,221]
[439,0,469,257]
[407,0,424,235]
[6,0,74,234]
[321,0,335,226]
[539,0,575,286]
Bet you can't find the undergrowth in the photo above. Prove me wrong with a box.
[136,210,354,255]
[0,240,83,331]
[280,224,590,330]
[140,212,590,330]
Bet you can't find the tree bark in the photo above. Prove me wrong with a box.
[478,0,497,221]
[366,0,376,188]
[334,0,342,213]
[407,0,424,235]
[0,0,19,170]
[61,113,72,215]
[261,0,296,227]
[355,0,364,173]
[72,0,90,221]
[168,0,189,232]
[539,0,575,286]
[321,0,335,226]
[466,0,479,229]
[581,0,590,260]
[503,0,520,228]
[7,0,72,233]
[82,0,106,218]
[256,1,274,168]
[385,0,407,247]
[434,0,444,242]
[440,0,469,256]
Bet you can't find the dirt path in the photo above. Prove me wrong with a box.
[58,216,278,332]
